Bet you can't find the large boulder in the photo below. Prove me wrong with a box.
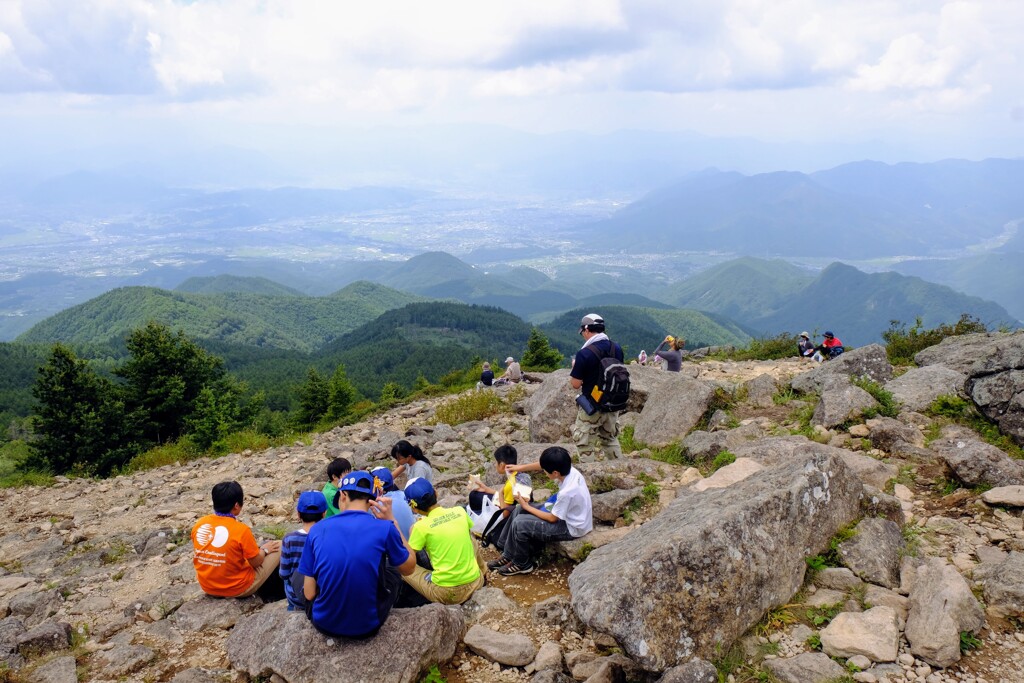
[884,366,967,412]
[633,378,717,447]
[820,606,899,662]
[731,436,896,489]
[463,624,536,666]
[931,438,1024,488]
[904,558,985,668]
[968,369,1024,446]
[811,384,878,429]
[791,344,893,395]
[568,452,862,671]
[763,652,847,683]
[975,551,1024,621]
[683,423,765,461]
[526,370,577,442]
[837,518,905,589]
[225,604,464,683]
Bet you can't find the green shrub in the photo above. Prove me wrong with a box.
[959,631,983,652]
[710,333,799,361]
[851,376,900,418]
[431,391,510,426]
[883,315,987,365]
[123,438,202,473]
[710,450,736,472]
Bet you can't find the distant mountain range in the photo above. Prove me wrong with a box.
[580,159,1024,258]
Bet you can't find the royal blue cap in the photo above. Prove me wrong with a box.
[404,477,435,508]
[297,490,327,514]
[338,470,375,494]
[370,467,396,493]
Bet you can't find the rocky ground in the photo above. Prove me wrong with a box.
[0,333,1023,683]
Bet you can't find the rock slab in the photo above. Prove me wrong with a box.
[763,652,847,683]
[820,606,900,662]
[464,623,536,666]
[569,452,862,670]
[904,558,985,668]
[226,604,464,683]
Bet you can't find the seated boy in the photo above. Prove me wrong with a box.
[468,444,532,546]
[279,491,327,611]
[192,481,282,598]
[403,478,486,605]
[489,446,593,576]
[370,467,415,539]
[322,457,352,518]
[299,471,416,638]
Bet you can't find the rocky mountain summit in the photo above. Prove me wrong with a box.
[1,332,1023,683]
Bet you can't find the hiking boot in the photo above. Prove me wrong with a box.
[497,561,535,576]
[486,557,511,570]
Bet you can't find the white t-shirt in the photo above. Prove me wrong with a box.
[550,467,593,538]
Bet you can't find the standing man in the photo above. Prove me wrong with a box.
[298,471,416,638]
[569,313,624,460]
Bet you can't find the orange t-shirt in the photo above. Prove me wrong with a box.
[192,514,259,597]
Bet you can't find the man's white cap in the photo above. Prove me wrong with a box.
[505,357,514,364]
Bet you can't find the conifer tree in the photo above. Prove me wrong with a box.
[295,367,330,427]
[521,327,563,371]
[327,364,357,419]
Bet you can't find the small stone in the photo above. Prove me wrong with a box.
[849,655,872,670]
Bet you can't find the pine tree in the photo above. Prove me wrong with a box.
[295,367,330,427]
[327,364,357,420]
[521,327,564,371]
[29,344,131,475]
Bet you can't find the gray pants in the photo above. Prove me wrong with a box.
[497,506,575,567]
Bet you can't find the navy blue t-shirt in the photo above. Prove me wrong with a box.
[570,339,624,397]
[297,510,409,637]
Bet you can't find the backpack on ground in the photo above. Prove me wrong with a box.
[589,343,630,412]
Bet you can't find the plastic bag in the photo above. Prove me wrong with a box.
[467,495,500,536]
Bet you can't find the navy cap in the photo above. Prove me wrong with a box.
[297,490,327,514]
[404,477,435,508]
[824,331,834,337]
[339,470,375,494]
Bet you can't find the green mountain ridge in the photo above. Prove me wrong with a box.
[175,275,307,297]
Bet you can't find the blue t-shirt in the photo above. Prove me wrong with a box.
[297,510,410,637]
[385,491,415,540]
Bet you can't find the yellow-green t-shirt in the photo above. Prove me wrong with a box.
[408,506,480,587]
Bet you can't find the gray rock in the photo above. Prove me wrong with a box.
[634,378,717,447]
[763,652,847,683]
[820,606,900,662]
[91,644,156,677]
[813,567,864,592]
[0,617,26,668]
[860,485,905,524]
[526,370,577,442]
[706,409,732,431]
[975,551,1024,620]
[464,624,536,666]
[913,331,1020,374]
[863,585,910,624]
[530,594,583,633]
[730,436,896,489]
[170,668,230,683]
[838,518,905,589]
[811,384,878,429]
[227,604,464,683]
[16,621,71,657]
[570,653,637,681]
[462,587,518,623]
[744,374,779,409]
[932,438,1024,487]
[683,423,764,461]
[25,655,77,683]
[904,558,985,668]
[866,417,923,453]
[569,452,862,670]
[982,485,1024,507]
[169,595,264,631]
[534,640,563,672]
[531,672,574,683]
[656,658,718,683]
[969,369,1024,446]
[884,366,967,412]
[791,344,893,395]
[591,488,643,523]
[553,527,633,562]
[8,590,60,629]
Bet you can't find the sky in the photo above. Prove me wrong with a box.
[1,0,1022,181]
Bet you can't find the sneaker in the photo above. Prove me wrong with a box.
[486,557,511,570]
[497,562,535,576]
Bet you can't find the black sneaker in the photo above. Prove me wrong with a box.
[497,562,535,576]
[486,557,511,570]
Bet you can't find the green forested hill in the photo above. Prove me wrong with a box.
[175,275,306,297]
[17,282,423,352]
[892,252,1024,322]
[752,263,1020,346]
[671,257,814,321]
[540,305,753,360]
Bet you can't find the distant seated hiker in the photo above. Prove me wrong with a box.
[489,446,593,576]
[468,444,533,546]
[493,356,522,385]
[651,335,684,372]
[797,331,815,359]
[391,439,434,484]
[279,491,327,611]
[637,349,647,365]
[321,457,352,518]
[299,471,416,639]
[477,362,495,390]
[370,466,415,540]
[192,481,283,599]
[401,478,485,604]
[812,330,845,362]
